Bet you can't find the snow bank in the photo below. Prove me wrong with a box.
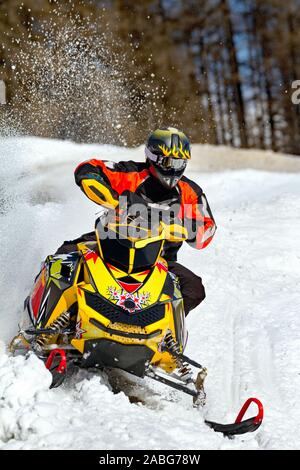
[0,354,226,450]
[1,136,300,174]
[0,136,300,449]
[189,144,300,172]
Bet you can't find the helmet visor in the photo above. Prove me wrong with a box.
[156,156,187,171]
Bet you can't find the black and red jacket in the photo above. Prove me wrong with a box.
[75,159,216,262]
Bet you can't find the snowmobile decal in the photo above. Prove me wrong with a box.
[30,265,47,320]
[116,279,143,294]
[107,287,151,313]
[75,320,86,339]
[84,249,98,264]
[35,288,51,325]
[155,261,168,273]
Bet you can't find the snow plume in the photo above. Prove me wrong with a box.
[0,6,166,145]
[0,136,129,343]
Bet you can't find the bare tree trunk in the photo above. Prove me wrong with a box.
[221,0,248,147]
[214,60,226,144]
[198,37,218,144]
[246,7,266,149]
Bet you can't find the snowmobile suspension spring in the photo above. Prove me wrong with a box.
[35,311,70,350]
[163,332,193,381]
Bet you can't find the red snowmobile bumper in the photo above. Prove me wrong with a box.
[45,348,67,388]
[205,398,264,437]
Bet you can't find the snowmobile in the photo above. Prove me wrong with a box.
[9,211,263,437]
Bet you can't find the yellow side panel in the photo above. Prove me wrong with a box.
[44,286,77,327]
[81,284,97,293]
[150,302,177,372]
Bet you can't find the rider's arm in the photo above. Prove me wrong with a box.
[178,179,217,250]
[75,159,119,209]
[187,192,217,249]
[75,159,148,209]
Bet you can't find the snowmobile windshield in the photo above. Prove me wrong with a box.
[95,221,164,273]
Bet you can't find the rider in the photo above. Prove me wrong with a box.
[56,127,217,315]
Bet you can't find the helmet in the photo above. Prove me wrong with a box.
[145,127,191,189]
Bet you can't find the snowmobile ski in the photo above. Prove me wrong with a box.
[45,348,67,388]
[205,398,264,437]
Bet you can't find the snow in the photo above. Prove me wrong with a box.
[0,136,300,449]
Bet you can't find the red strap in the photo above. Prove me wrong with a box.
[235,397,264,424]
[45,348,67,374]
